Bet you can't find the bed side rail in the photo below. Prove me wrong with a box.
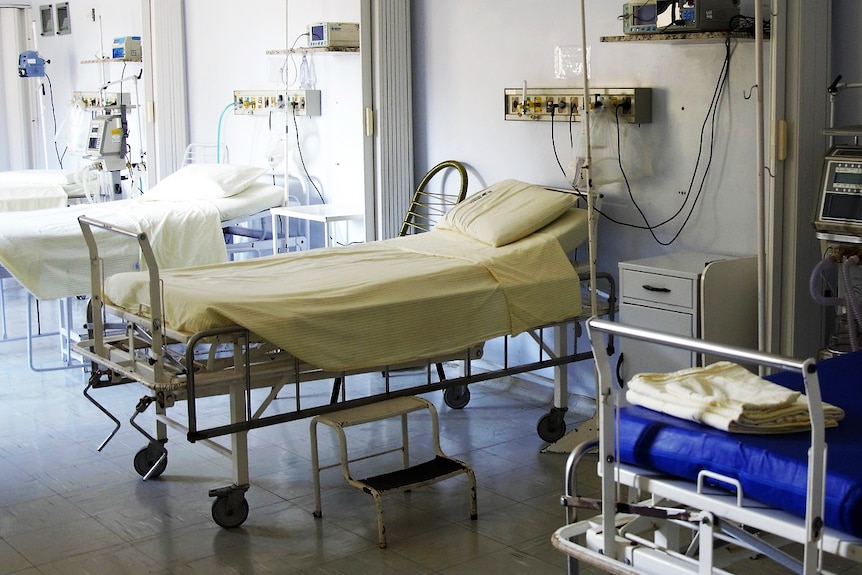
[77,215,167,380]
[583,317,825,575]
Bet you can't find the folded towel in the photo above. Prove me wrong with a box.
[627,361,844,434]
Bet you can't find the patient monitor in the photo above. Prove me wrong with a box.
[813,145,862,357]
[814,146,862,243]
[86,114,126,171]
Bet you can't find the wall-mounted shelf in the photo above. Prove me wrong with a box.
[601,30,764,43]
[266,46,359,56]
[81,58,142,64]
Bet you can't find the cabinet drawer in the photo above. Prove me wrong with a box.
[619,303,696,378]
[621,268,694,309]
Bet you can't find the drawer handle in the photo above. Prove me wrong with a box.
[642,284,671,293]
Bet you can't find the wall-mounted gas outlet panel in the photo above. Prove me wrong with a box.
[73,91,132,110]
[504,87,652,124]
[233,90,321,116]
[233,90,284,116]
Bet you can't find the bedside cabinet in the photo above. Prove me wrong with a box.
[619,252,757,380]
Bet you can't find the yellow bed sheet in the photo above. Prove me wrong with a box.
[103,208,588,373]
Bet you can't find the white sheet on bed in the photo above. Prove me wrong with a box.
[0,182,284,300]
[0,184,68,211]
[0,200,228,300]
[103,208,588,372]
[0,168,99,204]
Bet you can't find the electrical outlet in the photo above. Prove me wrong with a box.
[505,87,651,124]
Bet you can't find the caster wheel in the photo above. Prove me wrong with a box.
[212,495,249,529]
[133,446,167,479]
[537,412,567,443]
[444,385,470,409]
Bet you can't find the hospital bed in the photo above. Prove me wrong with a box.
[553,318,862,575]
[0,167,101,210]
[73,179,614,528]
[0,163,283,370]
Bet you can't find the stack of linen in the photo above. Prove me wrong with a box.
[626,361,844,433]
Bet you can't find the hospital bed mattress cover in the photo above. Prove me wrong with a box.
[618,350,862,538]
[0,182,282,300]
[102,207,589,373]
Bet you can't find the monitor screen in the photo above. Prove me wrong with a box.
[822,193,862,221]
[633,4,658,25]
[311,25,325,43]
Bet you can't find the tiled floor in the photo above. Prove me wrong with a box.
[1,283,861,574]
[0,284,603,574]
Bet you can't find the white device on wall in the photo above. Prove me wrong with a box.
[307,22,359,48]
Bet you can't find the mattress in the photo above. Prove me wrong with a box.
[0,182,284,300]
[103,207,589,372]
[618,351,862,538]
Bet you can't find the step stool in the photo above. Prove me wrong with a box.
[310,395,477,548]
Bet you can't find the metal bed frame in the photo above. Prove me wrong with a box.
[74,214,615,529]
[553,318,862,575]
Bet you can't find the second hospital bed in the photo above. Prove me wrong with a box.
[0,168,101,210]
[74,179,608,528]
[0,163,283,301]
[553,318,862,575]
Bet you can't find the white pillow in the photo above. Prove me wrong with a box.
[435,179,577,246]
[142,164,267,201]
[0,169,75,186]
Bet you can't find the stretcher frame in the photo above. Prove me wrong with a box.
[75,215,616,528]
[553,318,862,575]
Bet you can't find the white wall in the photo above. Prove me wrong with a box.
[25,1,143,171]
[412,1,772,392]
[183,0,363,218]
[413,1,765,270]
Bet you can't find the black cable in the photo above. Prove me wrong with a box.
[549,105,569,180]
[291,108,325,204]
[44,73,63,168]
[120,62,132,170]
[567,37,732,245]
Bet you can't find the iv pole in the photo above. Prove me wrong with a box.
[579,0,597,317]
[29,20,50,169]
[755,0,766,353]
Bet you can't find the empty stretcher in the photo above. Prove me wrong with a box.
[553,318,862,575]
[73,180,611,528]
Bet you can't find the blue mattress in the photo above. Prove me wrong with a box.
[618,351,862,538]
